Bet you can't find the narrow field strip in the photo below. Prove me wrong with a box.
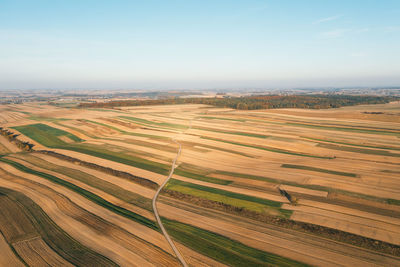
[33,153,156,198]
[192,125,269,138]
[162,218,308,267]
[198,116,247,122]
[211,170,400,208]
[317,143,400,157]
[119,115,189,130]
[295,199,400,228]
[12,123,173,175]
[10,153,154,211]
[0,169,177,266]
[53,121,100,139]
[246,115,400,136]
[175,167,232,185]
[165,179,290,217]
[7,155,154,221]
[284,121,400,136]
[64,143,171,175]
[0,158,158,230]
[281,164,358,177]
[302,136,400,151]
[0,187,117,266]
[201,136,333,159]
[98,118,171,139]
[180,140,255,158]
[36,150,159,189]
[159,198,400,264]
[290,210,400,245]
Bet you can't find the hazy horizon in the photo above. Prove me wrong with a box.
[1,0,400,90]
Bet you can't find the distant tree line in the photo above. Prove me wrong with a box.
[78,95,397,110]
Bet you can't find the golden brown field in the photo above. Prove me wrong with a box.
[0,101,399,266]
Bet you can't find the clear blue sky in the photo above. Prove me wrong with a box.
[1,0,399,89]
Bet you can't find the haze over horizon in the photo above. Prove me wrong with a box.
[1,0,400,90]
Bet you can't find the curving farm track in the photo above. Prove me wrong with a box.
[152,140,188,267]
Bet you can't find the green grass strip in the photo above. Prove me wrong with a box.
[162,219,308,267]
[281,164,358,177]
[0,158,158,230]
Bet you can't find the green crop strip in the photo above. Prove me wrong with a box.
[162,219,308,267]
[281,164,358,177]
[13,123,83,147]
[0,158,158,230]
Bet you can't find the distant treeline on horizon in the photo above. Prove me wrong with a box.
[78,95,398,110]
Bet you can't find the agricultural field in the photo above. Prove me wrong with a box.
[0,100,400,266]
